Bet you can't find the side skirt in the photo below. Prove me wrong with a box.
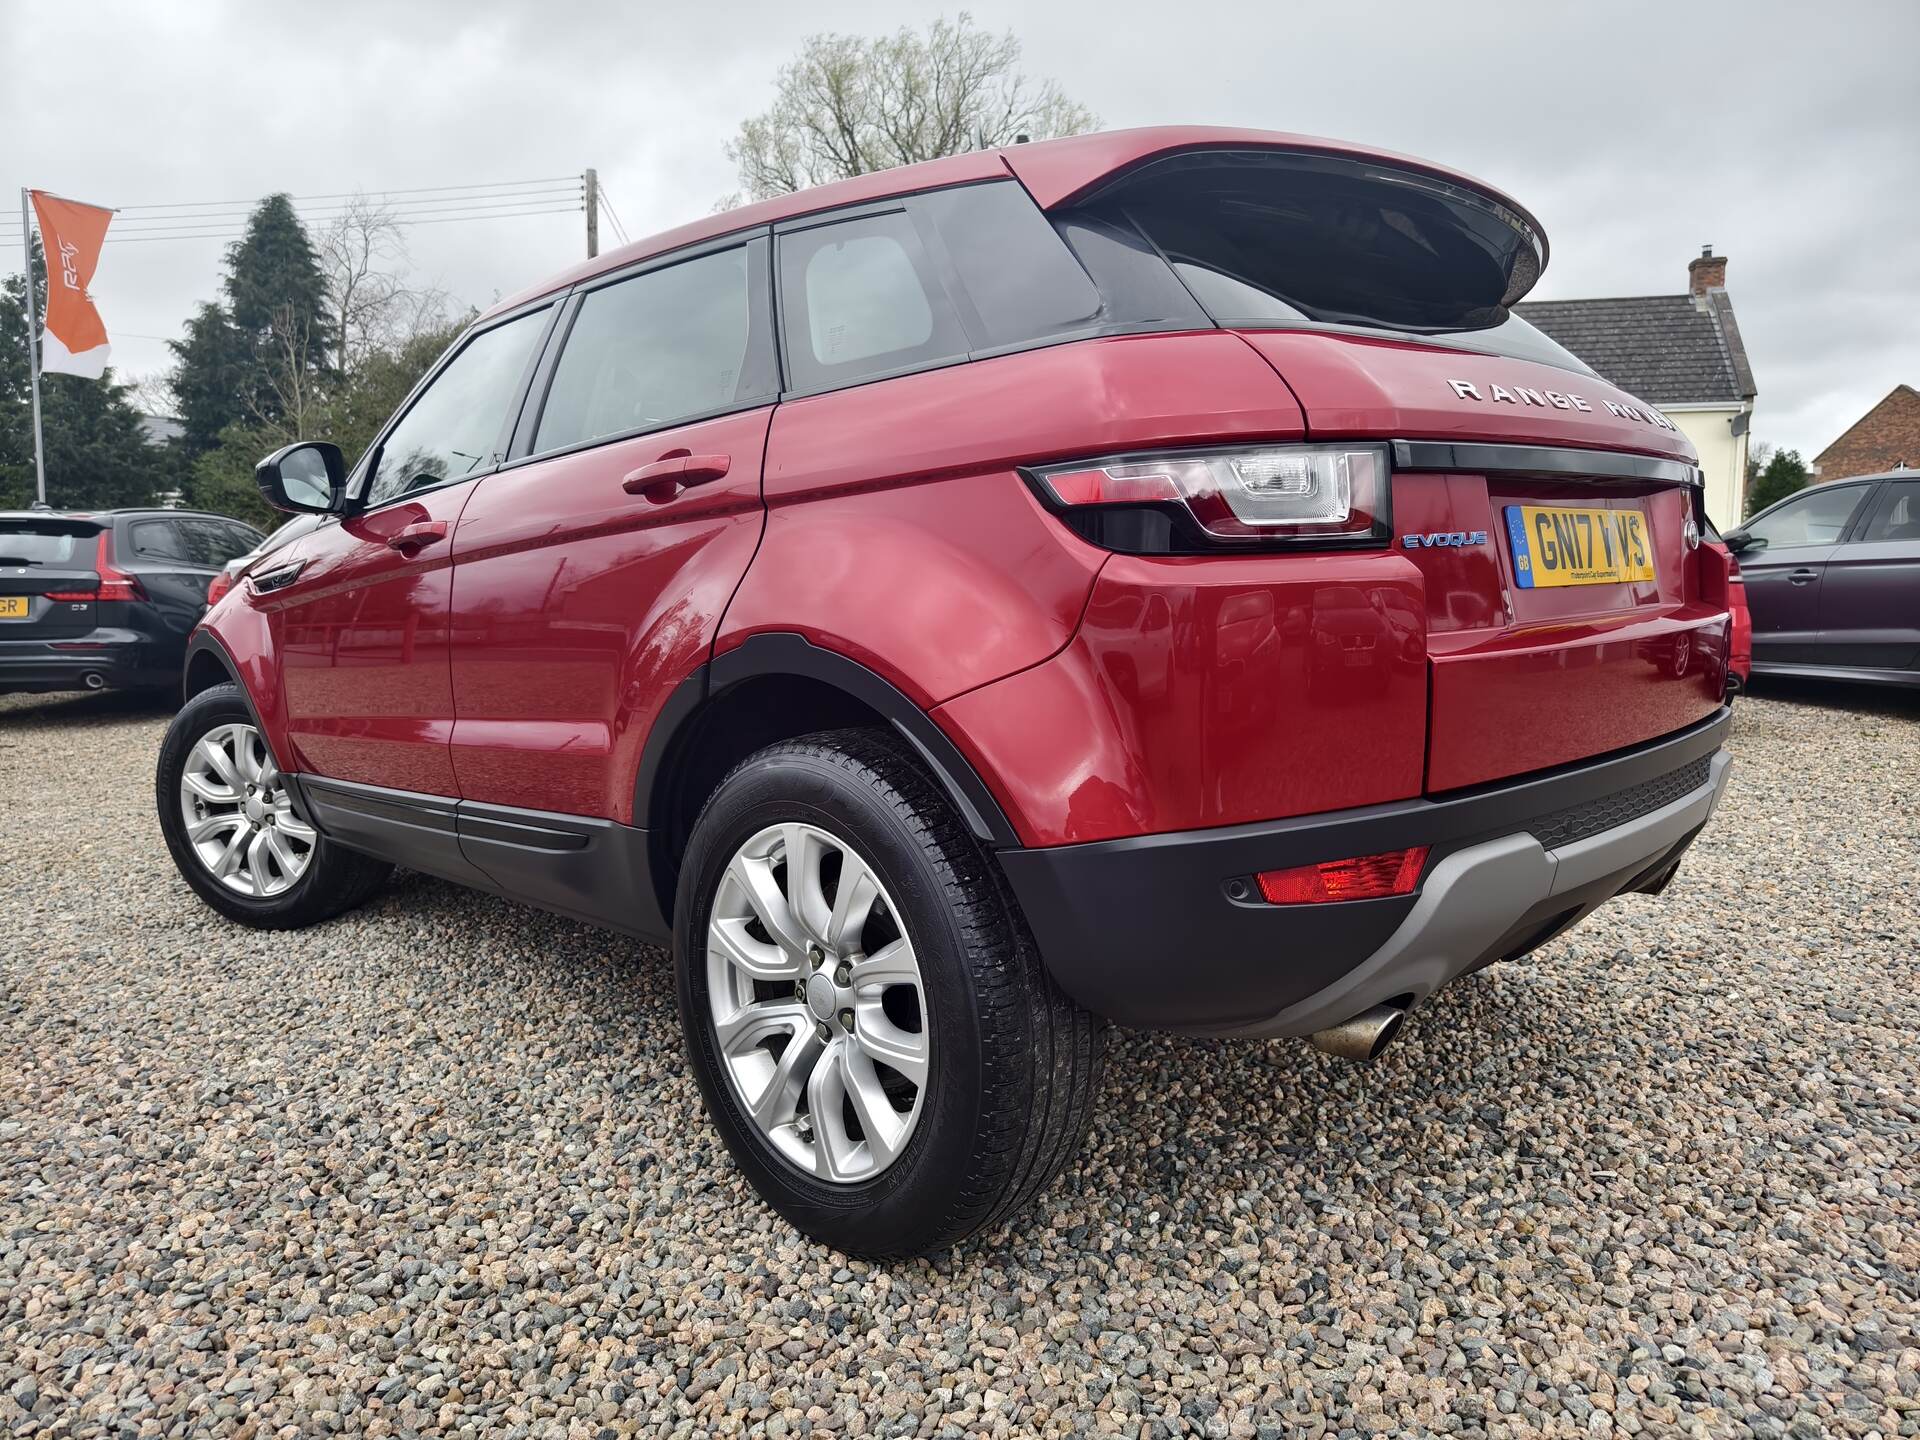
[289,775,671,945]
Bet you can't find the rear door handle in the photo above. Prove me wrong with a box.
[622,452,732,497]
[1788,568,1819,585]
[387,520,449,553]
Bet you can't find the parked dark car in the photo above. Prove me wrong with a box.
[158,126,1737,1256]
[1726,471,1920,687]
[0,507,264,695]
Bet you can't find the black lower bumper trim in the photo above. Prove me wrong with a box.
[998,710,1731,1032]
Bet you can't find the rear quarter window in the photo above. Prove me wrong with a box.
[780,210,969,391]
[914,182,1101,349]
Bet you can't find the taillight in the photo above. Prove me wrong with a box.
[1255,847,1428,904]
[207,570,235,606]
[91,530,145,602]
[1028,444,1391,553]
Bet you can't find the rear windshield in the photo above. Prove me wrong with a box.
[0,521,97,566]
[1071,149,1585,371]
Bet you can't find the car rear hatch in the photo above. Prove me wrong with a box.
[1051,142,1731,793]
[0,516,104,640]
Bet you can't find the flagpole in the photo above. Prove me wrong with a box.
[18,189,47,507]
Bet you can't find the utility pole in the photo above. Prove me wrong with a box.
[584,168,598,260]
[18,189,47,507]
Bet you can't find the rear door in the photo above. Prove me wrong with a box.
[1818,478,1920,674]
[272,303,554,795]
[1736,482,1876,666]
[0,517,103,640]
[447,237,780,822]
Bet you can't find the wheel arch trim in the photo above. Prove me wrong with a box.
[636,633,1020,850]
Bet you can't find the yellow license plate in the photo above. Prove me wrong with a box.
[1504,505,1654,589]
[0,597,27,619]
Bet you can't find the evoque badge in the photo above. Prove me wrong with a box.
[1400,530,1488,549]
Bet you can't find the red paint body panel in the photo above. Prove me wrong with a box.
[267,484,480,794]
[719,333,1304,707]
[935,552,1429,847]
[1236,331,1696,463]
[446,408,773,822]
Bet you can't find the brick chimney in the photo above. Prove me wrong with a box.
[1689,244,1727,296]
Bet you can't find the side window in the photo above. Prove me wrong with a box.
[1860,480,1920,542]
[914,182,1101,349]
[189,519,262,565]
[535,245,773,454]
[365,308,548,505]
[129,519,189,562]
[1743,485,1871,548]
[779,210,968,392]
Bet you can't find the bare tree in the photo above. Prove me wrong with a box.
[726,14,1097,202]
[246,302,322,442]
[319,195,452,374]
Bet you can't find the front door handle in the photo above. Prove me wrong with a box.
[1788,567,1818,585]
[622,452,732,498]
[388,520,449,554]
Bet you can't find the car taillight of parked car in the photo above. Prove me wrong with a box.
[47,531,147,603]
[206,569,236,606]
[1028,444,1390,552]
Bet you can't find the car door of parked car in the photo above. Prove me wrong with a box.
[272,303,554,796]
[1735,481,1877,666]
[1817,478,1920,675]
[446,236,780,823]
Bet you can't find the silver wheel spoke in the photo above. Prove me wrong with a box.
[245,830,274,896]
[182,770,239,805]
[236,733,265,784]
[276,813,316,845]
[840,1044,909,1167]
[265,828,303,876]
[709,912,804,983]
[825,849,881,950]
[211,825,250,879]
[749,1025,823,1131]
[849,937,918,992]
[187,811,245,844]
[196,735,242,791]
[781,824,833,944]
[726,852,812,959]
[806,1041,861,1182]
[852,999,929,1087]
[714,999,810,1056]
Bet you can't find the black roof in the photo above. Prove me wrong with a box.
[0,507,253,524]
[1515,291,1755,406]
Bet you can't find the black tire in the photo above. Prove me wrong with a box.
[674,728,1103,1258]
[155,682,391,929]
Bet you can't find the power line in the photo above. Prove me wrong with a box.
[4,194,586,240]
[110,175,583,212]
[69,205,582,246]
[596,183,632,246]
[8,186,585,230]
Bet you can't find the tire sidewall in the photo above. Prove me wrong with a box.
[674,745,991,1254]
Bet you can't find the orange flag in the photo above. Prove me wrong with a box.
[29,192,114,378]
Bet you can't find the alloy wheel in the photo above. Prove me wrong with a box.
[177,722,315,897]
[705,822,930,1183]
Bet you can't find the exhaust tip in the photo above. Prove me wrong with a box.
[83,672,106,690]
[1310,1003,1408,1063]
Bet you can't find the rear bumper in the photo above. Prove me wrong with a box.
[0,630,166,693]
[998,708,1732,1035]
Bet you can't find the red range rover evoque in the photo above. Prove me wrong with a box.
[159,128,1736,1256]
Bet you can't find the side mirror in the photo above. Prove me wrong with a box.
[256,442,346,514]
[1723,530,1764,556]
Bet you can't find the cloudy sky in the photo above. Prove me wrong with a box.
[3,0,1915,459]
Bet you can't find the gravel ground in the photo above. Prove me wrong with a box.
[2,682,1918,1440]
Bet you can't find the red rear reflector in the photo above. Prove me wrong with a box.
[1256,847,1429,904]
[43,588,97,602]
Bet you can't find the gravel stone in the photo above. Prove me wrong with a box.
[3,682,1918,1437]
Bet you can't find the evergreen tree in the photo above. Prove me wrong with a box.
[0,238,171,510]
[168,195,332,455]
[167,302,249,454]
[1745,448,1810,518]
